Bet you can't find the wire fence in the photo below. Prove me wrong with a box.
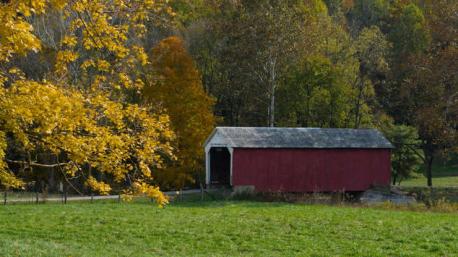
[1,191,119,204]
[1,188,210,205]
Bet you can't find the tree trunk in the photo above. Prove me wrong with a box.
[268,55,277,127]
[354,77,364,129]
[269,88,275,127]
[426,155,434,187]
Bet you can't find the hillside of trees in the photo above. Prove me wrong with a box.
[0,0,456,198]
[174,0,457,187]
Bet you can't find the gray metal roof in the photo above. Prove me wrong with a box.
[205,127,393,149]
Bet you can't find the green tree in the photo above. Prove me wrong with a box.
[352,26,390,128]
[346,0,390,34]
[184,0,328,126]
[277,55,360,128]
[383,124,422,185]
[393,0,457,187]
[403,51,457,187]
[388,3,429,59]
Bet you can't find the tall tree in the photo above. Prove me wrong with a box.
[353,26,390,128]
[239,0,327,127]
[388,3,430,59]
[0,0,176,205]
[399,0,457,186]
[382,124,422,185]
[277,55,362,128]
[144,36,215,189]
[184,0,327,126]
[346,0,390,35]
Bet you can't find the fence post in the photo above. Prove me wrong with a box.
[91,192,94,203]
[64,184,67,204]
[3,191,6,205]
[118,193,121,203]
[200,183,204,201]
[59,181,64,204]
[35,191,39,204]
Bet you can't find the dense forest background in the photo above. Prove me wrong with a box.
[0,0,456,195]
[169,0,457,187]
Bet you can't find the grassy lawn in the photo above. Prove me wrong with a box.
[0,200,457,257]
[430,164,458,175]
[401,164,458,187]
[401,175,458,187]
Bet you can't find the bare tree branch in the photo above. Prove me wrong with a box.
[6,159,71,168]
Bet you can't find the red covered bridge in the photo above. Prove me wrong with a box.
[204,127,393,192]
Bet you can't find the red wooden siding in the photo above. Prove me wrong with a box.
[232,148,391,192]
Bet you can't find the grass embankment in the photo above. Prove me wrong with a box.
[0,199,457,257]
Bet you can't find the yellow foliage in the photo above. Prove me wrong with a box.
[85,176,111,195]
[52,0,174,91]
[0,131,24,189]
[61,36,77,47]
[96,59,111,72]
[0,3,41,61]
[133,181,169,207]
[132,46,149,66]
[55,50,79,74]
[0,80,174,204]
[0,0,176,205]
[120,193,134,202]
[49,0,68,9]
[0,170,25,190]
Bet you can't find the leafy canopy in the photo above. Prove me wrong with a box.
[144,36,215,189]
[0,0,175,206]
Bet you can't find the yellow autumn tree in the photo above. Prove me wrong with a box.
[0,0,175,206]
[144,36,215,189]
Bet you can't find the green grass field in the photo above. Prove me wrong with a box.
[401,175,458,187]
[401,164,458,187]
[0,200,457,257]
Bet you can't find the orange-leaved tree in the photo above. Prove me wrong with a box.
[144,36,215,189]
